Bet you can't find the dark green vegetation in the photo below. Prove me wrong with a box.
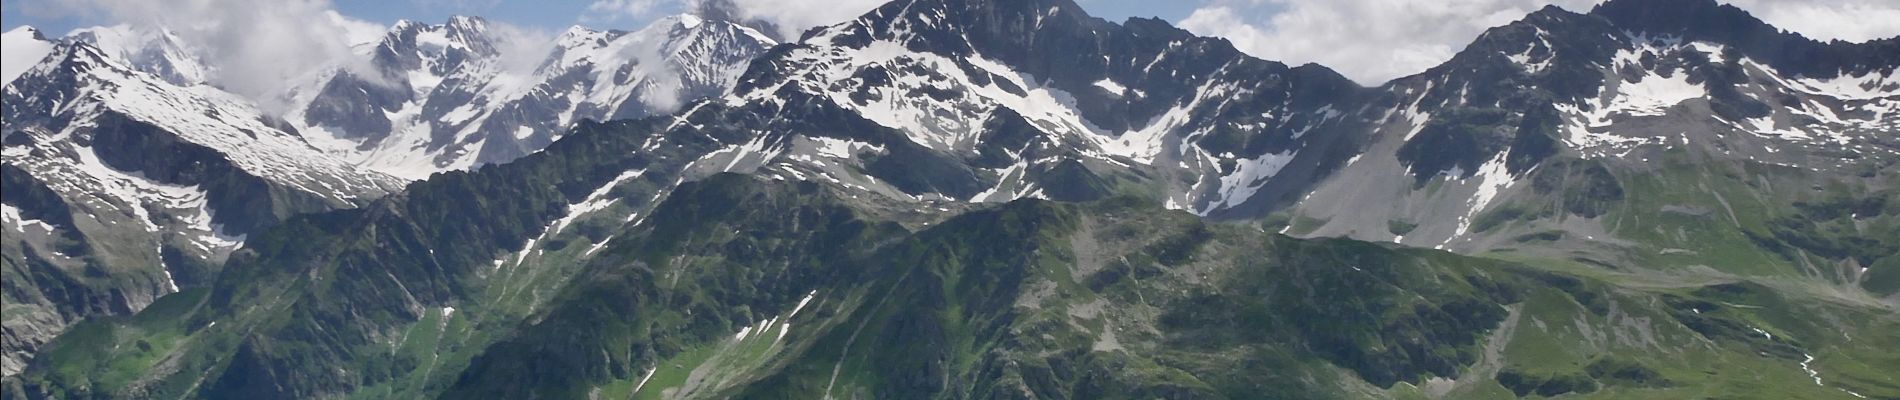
[11,172,1894,399]
[6,0,1899,398]
[2,113,718,398]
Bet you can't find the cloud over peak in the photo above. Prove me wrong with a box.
[1178,0,1900,86]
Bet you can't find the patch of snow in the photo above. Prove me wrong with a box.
[1800,353,1823,386]
[970,159,1030,202]
[1556,38,1711,155]
[789,291,817,318]
[1100,76,1238,164]
[585,235,615,257]
[1443,154,1520,244]
[806,136,882,159]
[551,169,646,235]
[2,203,57,233]
[157,244,180,293]
[630,368,658,395]
[1791,68,1899,100]
[1505,45,1550,74]
[1200,150,1298,214]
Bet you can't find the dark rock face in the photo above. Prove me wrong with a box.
[726,0,1373,218]
[301,73,408,140]
[86,113,289,235]
[288,15,779,175]
[822,0,1366,157]
[1,41,401,377]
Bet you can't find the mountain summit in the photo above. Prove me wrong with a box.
[291,14,779,179]
[0,12,773,377]
[3,0,1896,398]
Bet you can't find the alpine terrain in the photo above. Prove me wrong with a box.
[1,0,1895,398]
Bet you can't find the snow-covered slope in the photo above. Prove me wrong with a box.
[665,0,1366,215]
[1,26,56,85]
[0,13,780,375]
[1,42,403,376]
[603,0,1897,286]
[62,25,212,87]
[6,43,404,202]
[289,15,777,180]
[1280,2,1900,261]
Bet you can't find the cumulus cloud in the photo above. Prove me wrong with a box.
[487,23,558,77]
[1179,0,1600,85]
[1178,0,1900,86]
[1726,0,1900,43]
[21,0,383,105]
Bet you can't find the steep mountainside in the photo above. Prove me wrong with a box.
[1282,1,1899,295]
[1,0,1895,398]
[288,15,778,179]
[710,0,1369,215]
[0,41,405,376]
[0,13,779,376]
[13,171,1896,399]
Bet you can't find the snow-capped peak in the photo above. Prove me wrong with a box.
[277,13,777,181]
[2,25,56,85]
[56,25,210,86]
[7,41,404,199]
[677,13,706,30]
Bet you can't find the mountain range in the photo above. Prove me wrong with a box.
[1,0,1896,398]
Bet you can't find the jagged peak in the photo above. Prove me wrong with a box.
[650,13,720,34]
[1119,16,1194,39]
[685,0,787,41]
[383,16,493,39]
[674,13,706,29]
[557,24,602,38]
[1590,0,1781,41]
[41,40,122,73]
[636,13,777,47]
[1445,5,1599,61]
[803,0,1102,46]
[1591,0,1897,76]
[554,25,618,46]
[389,19,427,33]
[6,25,46,41]
[375,15,501,62]
[446,15,489,29]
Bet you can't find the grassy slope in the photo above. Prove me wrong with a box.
[450,176,1900,399]
[12,169,1895,399]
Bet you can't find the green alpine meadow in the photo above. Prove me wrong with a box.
[2,0,1895,398]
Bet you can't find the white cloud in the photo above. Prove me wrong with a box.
[1727,0,1900,43]
[30,0,383,106]
[1179,0,1599,85]
[1179,0,1900,86]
